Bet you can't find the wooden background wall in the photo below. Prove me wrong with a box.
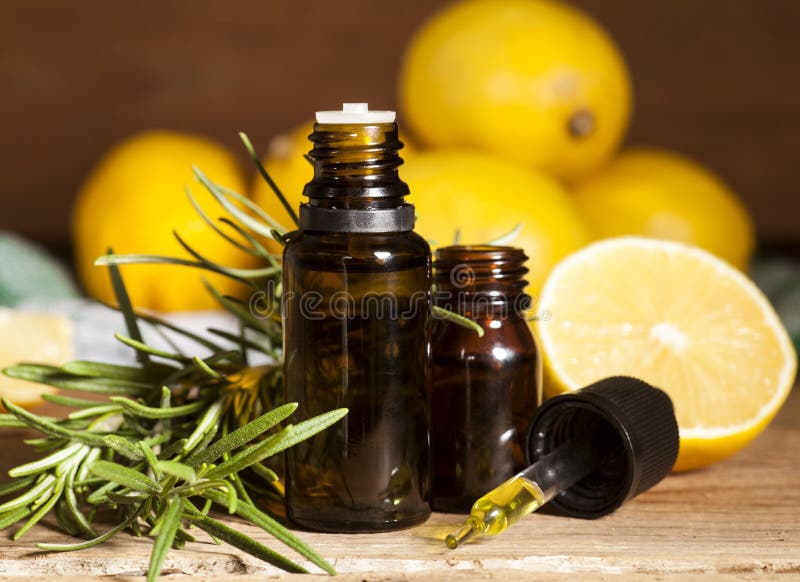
[1,0,798,251]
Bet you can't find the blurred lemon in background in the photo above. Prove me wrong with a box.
[252,120,416,247]
[73,131,252,312]
[402,149,588,292]
[536,237,796,470]
[399,0,631,180]
[573,148,755,270]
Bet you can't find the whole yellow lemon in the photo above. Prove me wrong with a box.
[252,121,416,249]
[399,0,631,180]
[73,130,253,312]
[572,148,756,270]
[403,149,588,293]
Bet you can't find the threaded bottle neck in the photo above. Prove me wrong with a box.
[434,245,530,313]
[300,122,414,232]
[304,122,409,208]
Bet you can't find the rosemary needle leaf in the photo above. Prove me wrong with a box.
[194,166,279,239]
[184,509,307,574]
[64,470,98,537]
[192,356,221,379]
[485,222,523,246]
[156,461,196,483]
[89,460,162,494]
[182,400,224,453]
[237,132,299,227]
[1,398,108,447]
[41,393,106,409]
[37,510,139,552]
[432,305,485,338]
[0,414,29,428]
[3,365,146,395]
[0,475,36,498]
[0,507,32,531]
[109,396,208,420]
[106,249,150,367]
[204,408,348,480]
[62,361,166,383]
[139,442,163,480]
[202,489,336,575]
[185,185,260,257]
[113,333,190,363]
[9,442,84,477]
[148,497,184,582]
[14,477,65,540]
[103,435,145,461]
[68,405,122,420]
[186,402,298,467]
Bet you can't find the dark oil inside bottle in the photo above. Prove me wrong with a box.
[282,115,431,532]
[430,246,541,513]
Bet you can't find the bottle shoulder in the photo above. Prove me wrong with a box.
[283,229,430,272]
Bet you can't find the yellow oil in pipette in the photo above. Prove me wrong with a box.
[445,439,596,548]
[445,475,545,548]
[445,378,681,549]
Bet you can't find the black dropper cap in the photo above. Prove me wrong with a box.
[526,376,679,519]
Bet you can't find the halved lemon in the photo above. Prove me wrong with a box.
[0,309,73,410]
[534,237,797,471]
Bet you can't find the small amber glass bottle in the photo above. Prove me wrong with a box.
[430,245,541,513]
[282,104,431,532]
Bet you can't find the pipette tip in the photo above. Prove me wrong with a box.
[445,521,476,549]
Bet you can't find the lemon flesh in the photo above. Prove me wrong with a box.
[535,237,796,471]
[0,309,73,410]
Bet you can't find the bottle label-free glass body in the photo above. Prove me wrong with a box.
[430,245,541,513]
[282,230,431,532]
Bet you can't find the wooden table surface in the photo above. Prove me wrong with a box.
[1,390,798,581]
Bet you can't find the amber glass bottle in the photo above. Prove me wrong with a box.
[430,245,541,513]
[282,104,431,532]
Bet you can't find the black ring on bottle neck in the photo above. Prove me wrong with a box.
[299,203,416,233]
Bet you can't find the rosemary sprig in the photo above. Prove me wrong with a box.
[2,132,483,579]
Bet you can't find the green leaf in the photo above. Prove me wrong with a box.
[68,404,122,420]
[182,399,223,453]
[8,442,84,477]
[41,393,107,409]
[37,510,139,551]
[238,132,299,227]
[109,396,208,419]
[113,333,190,363]
[193,166,280,239]
[3,365,146,395]
[186,402,297,467]
[204,408,348,480]
[138,441,162,480]
[89,460,162,494]
[103,435,146,461]
[432,305,485,337]
[0,506,32,531]
[1,398,108,447]
[156,461,196,483]
[185,184,262,257]
[184,509,306,574]
[484,222,523,246]
[105,249,150,367]
[13,475,65,540]
[203,489,335,575]
[62,361,169,383]
[173,230,278,281]
[63,465,98,537]
[147,497,184,582]
[0,476,36,498]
